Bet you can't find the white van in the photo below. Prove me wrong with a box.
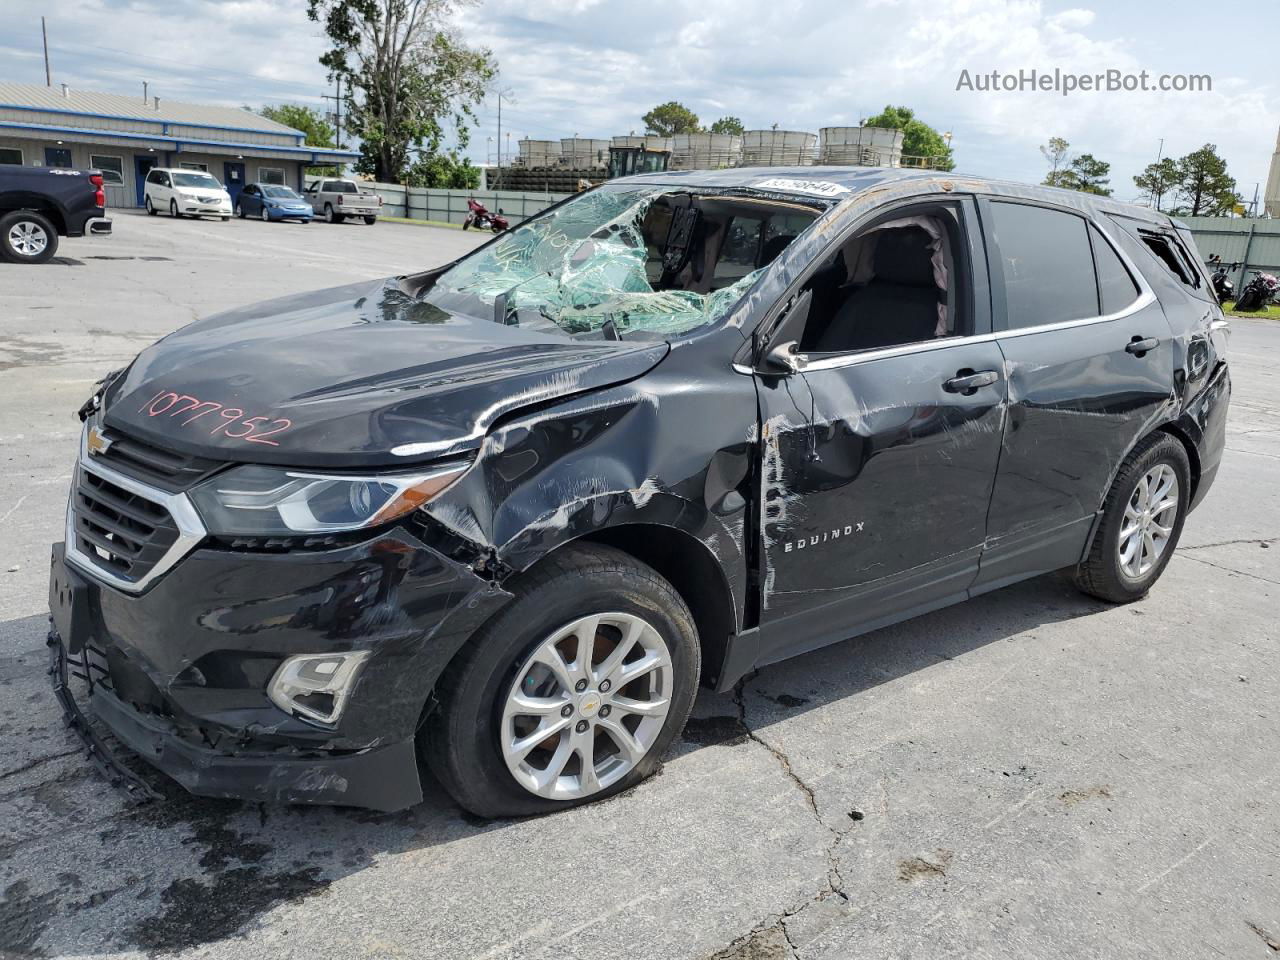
[143,167,232,220]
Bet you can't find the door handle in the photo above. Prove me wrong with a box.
[1125,336,1159,356]
[942,369,999,395]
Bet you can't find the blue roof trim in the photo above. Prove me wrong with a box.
[0,119,358,159]
[0,100,306,142]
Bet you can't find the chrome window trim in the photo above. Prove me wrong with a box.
[64,425,207,594]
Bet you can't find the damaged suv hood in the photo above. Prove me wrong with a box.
[102,277,668,467]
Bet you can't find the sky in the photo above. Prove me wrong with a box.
[2,0,1275,207]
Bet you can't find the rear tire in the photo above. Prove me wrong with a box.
[1075,432,1190,603]
[145,196,158,216]
[422,544,700,819]
[363,215,376,225]
[0,210,58,264]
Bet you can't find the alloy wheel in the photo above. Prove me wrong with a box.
[8,220,48,257]
[500,612,674,800]
[1118,463,1179,579]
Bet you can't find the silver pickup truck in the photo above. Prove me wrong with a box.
[303,178,382,224]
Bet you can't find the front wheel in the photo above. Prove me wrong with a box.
[169,199,181,219]
[423,544,699,818]
[260,208,270,222]
[1075,433,1190,603]
[0,210,58,264]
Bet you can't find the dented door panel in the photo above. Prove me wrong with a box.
[753,338,1006,664]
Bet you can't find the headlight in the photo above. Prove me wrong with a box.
[189,461,469,536]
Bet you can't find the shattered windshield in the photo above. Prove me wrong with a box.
[424,185,821,340]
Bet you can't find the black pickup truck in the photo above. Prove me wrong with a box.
[0,164,112,263]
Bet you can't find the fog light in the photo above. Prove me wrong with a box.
[268,651,370,726]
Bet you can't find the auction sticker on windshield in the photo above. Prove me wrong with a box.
[751,178,851,198]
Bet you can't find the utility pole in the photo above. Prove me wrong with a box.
[496,90,503,190]
[1148,138,1164,209]
[41,16,51,86]
[321,75,344,174]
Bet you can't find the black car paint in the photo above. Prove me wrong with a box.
[50,167,1230,810]
[0,164,110,237]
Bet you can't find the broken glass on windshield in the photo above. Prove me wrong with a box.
[424,186,821,339]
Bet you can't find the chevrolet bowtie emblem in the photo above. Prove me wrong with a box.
[86,426,113,456]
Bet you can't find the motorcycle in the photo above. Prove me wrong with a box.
[462,198,509,233]
[1233,270,1280,312]
[1205,254,1238,304]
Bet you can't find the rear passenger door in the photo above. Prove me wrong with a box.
[974,198,1175,591]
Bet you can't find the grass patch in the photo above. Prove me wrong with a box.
[1223,300,1280,319]
[378,215,462,230]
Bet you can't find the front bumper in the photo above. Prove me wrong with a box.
[182,199,232,216]
[49,515,510,809]
[268,206,313,221]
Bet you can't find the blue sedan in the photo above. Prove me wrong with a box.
[236,183,313,222]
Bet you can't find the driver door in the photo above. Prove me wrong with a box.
[753,196,1006,666]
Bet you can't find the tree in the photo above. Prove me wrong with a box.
[405,150,480,189]
[259,103,335,147]
[1133,157,1179,211]
[863,105,954,171]
[1173,144,1240,217]
[642,101,701,137]
[1065,153,1112,195]
[307,0,496,183]
[1040,136,1070,178]
[710,116,744,136]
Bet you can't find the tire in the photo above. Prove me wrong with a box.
[169,199,181,219]
[235,204,244,218]
[423,543,700,818]
[145,196,158,216]
[0,210,58,264]
[221,216,231,222]
[1075,432,1191,603]
[324,204,343,224]
[462,218,471,231]
[260,208,270,222]
[363,215,376,225]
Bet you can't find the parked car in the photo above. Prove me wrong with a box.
[0,164,111,264]
[49,168,1230,818]
[143,167,232,220]
[303,177,381,223]
[235,183,313,222]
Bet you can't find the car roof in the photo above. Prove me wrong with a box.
[614,165,1174,228]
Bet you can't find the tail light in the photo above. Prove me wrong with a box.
[337,195,344,205]
[377,195,383,206]
[90,173,105,208]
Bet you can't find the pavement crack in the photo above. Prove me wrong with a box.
[0,749,79,782]
[1247,920,1280,952]
[733,674,821,819]
[1178,552,1280,586]
[1182,536,1278,550]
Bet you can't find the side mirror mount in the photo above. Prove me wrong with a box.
[758,289,813,374]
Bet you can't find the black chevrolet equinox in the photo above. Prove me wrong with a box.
[49,168,1230,817]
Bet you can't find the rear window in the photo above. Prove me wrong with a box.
[327,181,358,193]
[1089,224,1140,314]
[988,201,1098,328]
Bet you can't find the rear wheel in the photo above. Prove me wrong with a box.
[0,210,58,264]
[324,204,344,224]
[363,215,376,225]
[423,544,699,818]
[145,196,158,216]
[1075,433,1190,602]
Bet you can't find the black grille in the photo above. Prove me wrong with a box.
[73,466,179,582]
[94,430,223,492]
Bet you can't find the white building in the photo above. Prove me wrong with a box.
[0,81,357,209]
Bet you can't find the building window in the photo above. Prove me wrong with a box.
[179,161,208,172]
[259,167,285,185]
[0,147,22,165]
[90,154,125,185]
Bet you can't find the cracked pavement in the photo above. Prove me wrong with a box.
[2,214,1278,959]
